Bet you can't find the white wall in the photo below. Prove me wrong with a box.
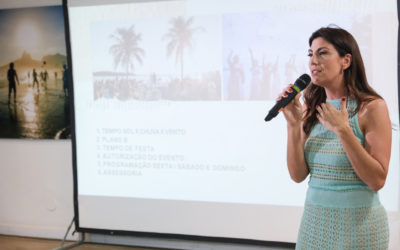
[0,140,75,239]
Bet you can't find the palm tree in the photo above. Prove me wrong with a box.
[109,25,145,77]
[164,16,203,81]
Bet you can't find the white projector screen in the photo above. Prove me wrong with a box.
[68,0,400,244]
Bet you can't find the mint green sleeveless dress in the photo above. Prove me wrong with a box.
[296,98,389,250]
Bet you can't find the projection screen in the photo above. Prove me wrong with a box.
[68,0,400,245]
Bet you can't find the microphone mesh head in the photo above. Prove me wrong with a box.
[295,74,311,90]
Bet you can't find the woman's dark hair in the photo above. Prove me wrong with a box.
[303,26,381,135]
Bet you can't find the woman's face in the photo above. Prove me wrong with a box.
[308,37,349,88]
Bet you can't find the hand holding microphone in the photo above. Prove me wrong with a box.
[265,74,311,122]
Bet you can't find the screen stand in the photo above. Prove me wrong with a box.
[53,216,85,250]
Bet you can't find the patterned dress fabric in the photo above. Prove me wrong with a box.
[296,98,389,250]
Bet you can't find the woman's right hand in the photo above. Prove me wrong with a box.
[276,84,303,126]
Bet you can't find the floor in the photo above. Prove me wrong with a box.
[0,235,161,250]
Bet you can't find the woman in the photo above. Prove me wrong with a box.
[280,27,391,249]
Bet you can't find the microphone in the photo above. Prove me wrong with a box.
[264,74,311,122]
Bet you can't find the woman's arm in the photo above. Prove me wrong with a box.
[286,120,309,182]
[316,98,391,191]
[282,93,309,182]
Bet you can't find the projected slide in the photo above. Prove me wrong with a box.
[69,0,399,243]
[76,7,395,205]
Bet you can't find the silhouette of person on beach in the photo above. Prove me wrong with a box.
[285,54,297,84]
[227,50,245,100]
[43,70,48,90]
[267,57,281,99]
[7,62,20,104]
[249,48,262,100]
[261,57,272,98]
[62,64,70,96]
[32,68,39,92]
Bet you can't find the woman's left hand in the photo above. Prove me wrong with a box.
[316,98,350,135]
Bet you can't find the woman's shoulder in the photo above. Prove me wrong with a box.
[358,96,390,131]
[358,95,387,114]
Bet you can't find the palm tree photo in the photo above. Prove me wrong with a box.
[164,16,204,81]
[109,25,145,76]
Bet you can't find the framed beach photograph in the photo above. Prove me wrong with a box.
[0,5,70,139]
